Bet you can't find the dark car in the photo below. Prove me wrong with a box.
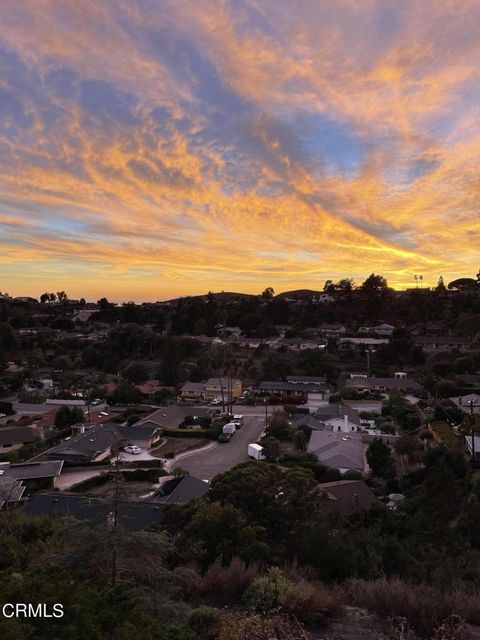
[217,432,232,443]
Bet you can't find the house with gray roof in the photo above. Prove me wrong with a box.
[0,426,42,453]
[23,494,166,531]
[308,431,365,472]
[148,475,209,505]
[319,480,383,515]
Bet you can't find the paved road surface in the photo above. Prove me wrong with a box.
[172,413,268,480]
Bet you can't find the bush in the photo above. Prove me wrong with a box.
[70,474,110,492]
[278,579,339,623]
[187,607,221,640]
[200,558,259,603]
[243,568,289,612]
[343,577,480,634]
[122,468,167,482]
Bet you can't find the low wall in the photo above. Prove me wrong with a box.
[46,399,86,407]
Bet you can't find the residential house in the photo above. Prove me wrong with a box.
[315,403,362,426]
[413,336,470,351]
[358,323,395,337]
[204,378,242,401]
[0,473,25,509]
[286,375,327,386]
[22,494,166,531]
[180,382,207,401]
[0,427,42,454]
[450,393,480,415]
[318,480,384,515]
[338,337,389,351]
[279,338,327,350]
[45,424,118,465]
[147,475,209,505]
[345,375,421,393]
[2,460,64,490]
[258,381,328,398]
[135,379,165,402]
[135,405,215,431]
[113,425,162,449]
[72,309,98,322]
[291,415,327,432]
[307,431,365,473]
[319,324,346,337]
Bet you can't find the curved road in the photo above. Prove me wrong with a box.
[172,410,268,480]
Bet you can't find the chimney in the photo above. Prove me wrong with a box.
[344,414,349,432]
[353,493,360,511]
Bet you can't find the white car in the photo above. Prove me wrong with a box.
[123,444,142,455]
[210,398,222,406]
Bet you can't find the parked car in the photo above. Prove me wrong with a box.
[218,432,232,443]
[123,444,142,455]
[210,398,222,406]
[233,414,244,427]
[90,398,103,406]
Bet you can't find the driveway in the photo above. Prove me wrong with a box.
[172,414,268,480]
[55,469,105,490]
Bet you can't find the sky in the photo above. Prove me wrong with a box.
[1,0,479,301]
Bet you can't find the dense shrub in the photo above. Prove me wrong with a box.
[243,568,289,612]
[278,579,339,623]
[187,606,221,640]
[199,558,259,603]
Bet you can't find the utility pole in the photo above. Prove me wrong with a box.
[264,397,268,431]
[470,400,478,470]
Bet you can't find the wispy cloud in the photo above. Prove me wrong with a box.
[0,0,479,299]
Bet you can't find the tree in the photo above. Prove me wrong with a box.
[110,382,143,405]
[260,436,281,461]
[54,405,84,429]
[435,276,446,293]
[56,291,68,302]
[361,273,388,296]
[261,287,274,299]
[366,437,395,478]
[121,362,148,384]
[336,278,355,300]
[292,430,308,452]
[447,278,478,291]
[0,323,19,352]
[266,412,292,440]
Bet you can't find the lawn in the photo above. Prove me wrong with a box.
[430,421,463,450]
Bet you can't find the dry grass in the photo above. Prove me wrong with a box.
[342,577,480,634]
[199,558,259,603]
[278,578,341,623]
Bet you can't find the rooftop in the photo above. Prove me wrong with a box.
[22,494,165,531]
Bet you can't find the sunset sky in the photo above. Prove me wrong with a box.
[1,1,479,301]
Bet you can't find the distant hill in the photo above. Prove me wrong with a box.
[275,289,323,300]
[163,291,256,304]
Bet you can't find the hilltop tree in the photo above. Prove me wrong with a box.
[261,287,275,299]
[361,273,388,296]
[435,276,446,293]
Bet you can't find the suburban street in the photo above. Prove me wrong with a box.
[171,409,269,480]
